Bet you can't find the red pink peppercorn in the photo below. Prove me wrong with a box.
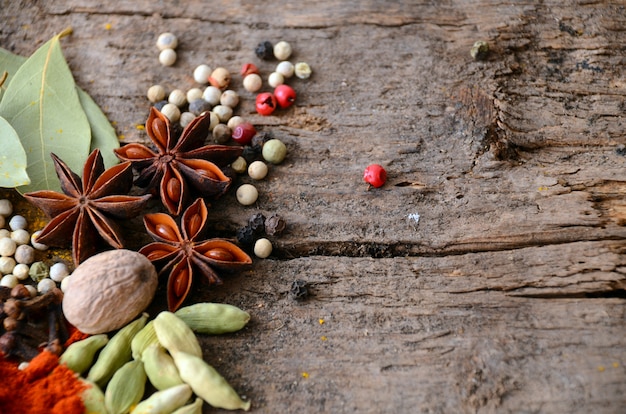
[232,122,256,145]
[255,92,277,116]
[274,84,296,108]
[363,164,387,188]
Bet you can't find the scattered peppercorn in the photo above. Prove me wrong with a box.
[255,92,277,116]
[220,90,240,108]
[265,213,286,236]
[208,67,231,89]
[274,84,296,108]
[253,238,273,259]
[294,62,312,79]
[236,184,259,206]
[273,41,292,61]
[160,103,181,122]
[241,63,259,76]
[251,131,272,153]
[255,41,274,60]
[262,139,287,164]
[193,64,212,84]
[227,116,245,130]
[188,98,211,115]
[268,72,285,88]
[248,213,266,235]
[168,89,187,107]
[248,161,268,180]
[153,100,169,112]
[159,48,177,66]
[212,123,232,144]
[470,40,489,60]
[212,104,233,122]
[186,88,204,103]
[236,225,255,246]
[290,279,309,300]
[231,122,256,145]
[363,164,387,188]
[243,73,263,93]
[276,61,295,78]
[147,85,166,103]
[202,86,222,106]
[156,32,178,50]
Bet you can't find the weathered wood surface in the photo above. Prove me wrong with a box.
[2,0,625,412]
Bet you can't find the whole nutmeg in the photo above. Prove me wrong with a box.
[62,249,158,334]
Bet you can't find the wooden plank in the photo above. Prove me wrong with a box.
[1,0,624,412]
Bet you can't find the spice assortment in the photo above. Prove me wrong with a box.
[0,30,317,413]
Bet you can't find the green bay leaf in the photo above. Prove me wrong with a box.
[0,47,28,101]
[0,115,30,188]
[76,87,120,169]
[0,29,91,194]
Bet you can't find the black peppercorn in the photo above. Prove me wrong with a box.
[241,146,259,163]
[255,41,274,60]
[248,213,266,235]
[188,98,212,116]
[236,225,255,246]
[153,100,169,111]
[251,131,273,154]
[290,279,309,300]
[265,213,286,236]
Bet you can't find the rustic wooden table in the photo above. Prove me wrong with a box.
[2,1,625,412]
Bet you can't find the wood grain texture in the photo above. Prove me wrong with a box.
[1,0,624,412]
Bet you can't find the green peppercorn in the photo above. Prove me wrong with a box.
[294,62,312,79]
[230,157,247,174]
[470,40,489,60]
[262,139,287,164]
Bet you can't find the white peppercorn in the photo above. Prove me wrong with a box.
[254,238,273,259]
[179,112,196,128]
[0,238,16,257]
[209,67,231,89]
[60,274,72,293]
[227,116,245,130]
[273,41,292,61]
[212,124,232,144]
[231,157,247,174]
[236,184,259,206]
[193,64,212,84]
[202,86,222,106]
[14,245,35,265]
[220,90,239,108]
[31,231,48,251]
[268,72,285,88]
[159,48,177,66]
[276,61,295,78]
[8,215,27,231]
[243,74,263,93]
[160,103,181,123]
[11,229,30,245]
[207,111,220,131]
[37,278,56,294]
[50,262,70,283]
[157,32,178,50]
[295,62,312,79]
[168,89,187,107]
[0,257,16,275]
[13,263,29,281]
[248,161,269,180]
[0,199,13,216]
[147,85,166,103]
[212,105,233,122]
[186,87,204,103]
[0,274,18,288]
[24,284,37,298]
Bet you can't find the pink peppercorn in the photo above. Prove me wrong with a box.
[363,164,387,188]
[232,122,257,145]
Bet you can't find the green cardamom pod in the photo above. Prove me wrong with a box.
[174,303,250,334]
[87,312,148,388]
[132,383,192,414]
[131,320,158,360]
[171,398,203,414]
[104,360,147,414]
[59,334,108,375]
[79,378,108,414]
[171,351,251,411]
[143,343,184,390]
[153,311,202,358]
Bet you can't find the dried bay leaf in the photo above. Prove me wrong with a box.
[0,48,27,101]
[0,28,90,193]
[0,116,30,188]
[77,87,120,169]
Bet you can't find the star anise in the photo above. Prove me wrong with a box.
[114,107,243,215]
[24,149,151,266]
[139,198,252,311]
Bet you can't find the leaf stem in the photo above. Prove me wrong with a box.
[0,72,7,88]
[58,27,73,39]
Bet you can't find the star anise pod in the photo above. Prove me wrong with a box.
[24,149,151,266]
[139,198,252,311]
[114,107,243,215]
